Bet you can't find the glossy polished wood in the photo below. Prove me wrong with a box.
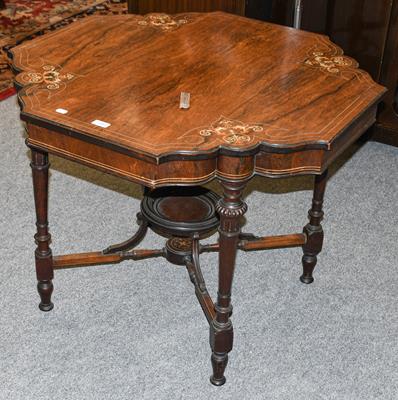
[12,12,385,386]
[11,13,385,186]
[262,0,398,144]
[128,0,245,15]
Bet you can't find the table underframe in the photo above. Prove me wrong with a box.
[30,148,328,386]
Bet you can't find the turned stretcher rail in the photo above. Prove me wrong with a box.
[202,233,307,253]
[241,233,306,250]
[53,249,165,269]
[52,233,307,269]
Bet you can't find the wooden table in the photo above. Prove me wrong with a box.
[10,13,385,386]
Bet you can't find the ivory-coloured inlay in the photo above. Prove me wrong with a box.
[304,51,354,74]
[21,65,74,90]
[138,14,188,31]
[199,117,264,145]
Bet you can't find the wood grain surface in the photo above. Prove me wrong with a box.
[11,12,385,164]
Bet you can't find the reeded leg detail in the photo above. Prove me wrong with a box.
[31,150,54,311]
[301,170,328,284]
[210,180,247,386]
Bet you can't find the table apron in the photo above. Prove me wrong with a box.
[25,105,377,187]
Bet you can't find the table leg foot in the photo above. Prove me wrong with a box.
[300,265,315,284]
[38,280,54,311]
[210,352,228,386]
[301,170,328,284]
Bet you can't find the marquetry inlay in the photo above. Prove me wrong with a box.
[138,14,189,31]
[168,237,192,251]
[304,51,355,74]
[198,117,264,146]
[12,14,385,163]
[21,65,75,90]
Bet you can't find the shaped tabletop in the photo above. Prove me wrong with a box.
[11,12,385,161]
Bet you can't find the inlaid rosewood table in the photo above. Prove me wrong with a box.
[10,13,385,386]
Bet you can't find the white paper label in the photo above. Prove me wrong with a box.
[91,120,111,128]
[180,92,191,109]
[55,108,68,114]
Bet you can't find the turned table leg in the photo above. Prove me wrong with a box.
[210,180,247,386]
[301,170,328,284]
[31,150,54,311]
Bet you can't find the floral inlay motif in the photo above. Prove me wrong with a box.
[199,117,264,146]
[169,237,192,251]
[21,65,74,90]
[138,14,188,31]
[304,51,354,74]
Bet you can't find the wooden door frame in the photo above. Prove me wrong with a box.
[373,0,398,144]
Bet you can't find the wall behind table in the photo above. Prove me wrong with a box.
[248,0,398,145]
[128,0,245,15]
